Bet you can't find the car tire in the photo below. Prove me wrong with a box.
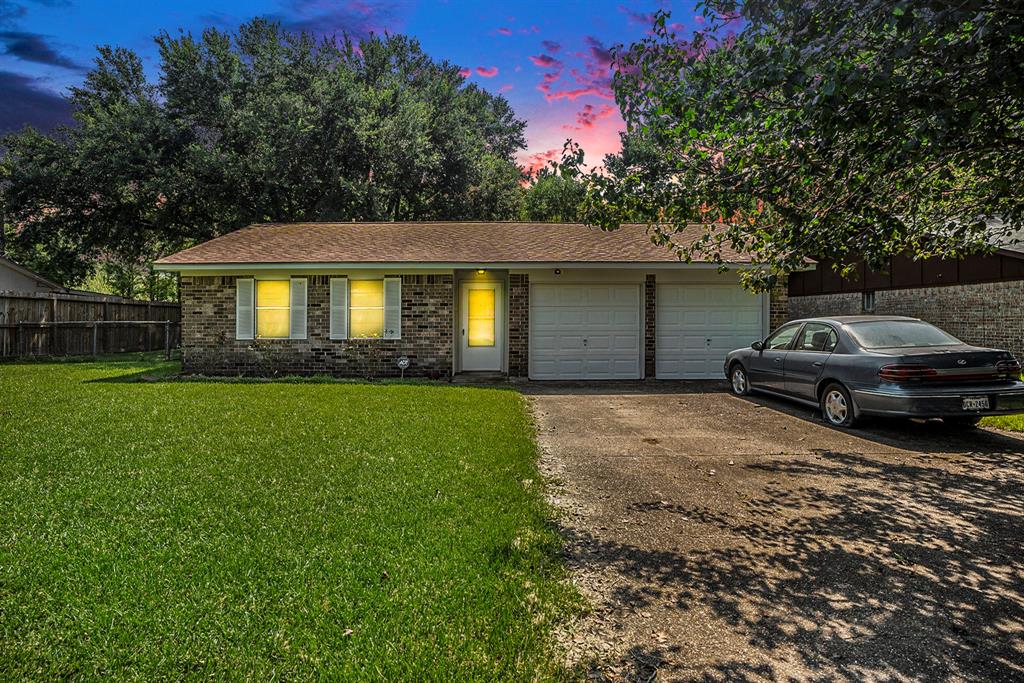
[729,363,750,396]
[821,382,858,428]
[944,416,981,429]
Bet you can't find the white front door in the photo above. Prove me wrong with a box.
[460,281,503,372]
[656,284,765,379]
[529,284,642,380]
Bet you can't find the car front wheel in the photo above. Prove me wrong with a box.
[730,364,750,396]
[821,382,858,428]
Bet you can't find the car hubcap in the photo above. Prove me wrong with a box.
[824,390,847,424]
[732,368,746,394]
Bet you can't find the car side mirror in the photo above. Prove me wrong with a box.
[751,341,764,352]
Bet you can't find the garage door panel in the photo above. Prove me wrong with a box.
[657,284,764,380]
[531,284,641,380]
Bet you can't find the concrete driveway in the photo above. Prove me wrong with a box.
[525,382,1024,682]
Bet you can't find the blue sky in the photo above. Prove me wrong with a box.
[0,0,700,167]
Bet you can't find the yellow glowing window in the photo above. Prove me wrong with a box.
[256,280,290,338]
[350,280,384,338]
[468,288,495,347]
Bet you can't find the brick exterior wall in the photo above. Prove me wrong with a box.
[644,274,656,378]
[769,275,789,332]
[507,273,529,377]
[788,281,1024,360]
[180,274,453,378]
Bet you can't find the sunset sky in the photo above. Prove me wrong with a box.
[0,0,700,171]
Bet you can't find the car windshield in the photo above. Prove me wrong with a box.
[846,320,961,349]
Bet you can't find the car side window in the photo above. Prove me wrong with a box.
[794,323,838,352]
[765,324,800,350]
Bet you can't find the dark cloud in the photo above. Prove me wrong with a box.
[0,70,72,133]
[0,30,84,70]
[273,0,405,40]
[541,40,560,53]
[0,2,27,26]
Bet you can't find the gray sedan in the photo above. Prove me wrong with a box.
[724,315,1024,428]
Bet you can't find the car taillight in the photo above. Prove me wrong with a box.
[878,364,939,382]
[997,359,1022,378]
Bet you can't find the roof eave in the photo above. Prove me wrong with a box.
[154,260,758,272]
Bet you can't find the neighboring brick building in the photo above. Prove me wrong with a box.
[787,249,1024,359]
[157,222,776,380]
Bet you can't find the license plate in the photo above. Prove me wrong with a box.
[962,396,990,411]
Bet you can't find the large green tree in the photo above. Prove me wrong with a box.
[1,20,527,296]
[585,1,1024,289]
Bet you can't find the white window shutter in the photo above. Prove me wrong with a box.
[384,277,401,339]
[236,278,254,340]
[289,278,307,339]
[329,278,348,340]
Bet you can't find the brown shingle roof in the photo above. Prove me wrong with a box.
[155,221,754,266]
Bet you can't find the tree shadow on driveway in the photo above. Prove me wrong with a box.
[537,390,1024,681]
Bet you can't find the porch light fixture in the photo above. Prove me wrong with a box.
[477,269,486,274]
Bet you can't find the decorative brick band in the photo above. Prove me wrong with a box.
[644,274,656,378]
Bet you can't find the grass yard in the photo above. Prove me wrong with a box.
[981,414,1024,431]
[0,356,576,680]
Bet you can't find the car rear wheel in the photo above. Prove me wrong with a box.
[730,364,750,396]
[821,383,858,428]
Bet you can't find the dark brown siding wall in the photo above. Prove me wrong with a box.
[789,253,1024,296]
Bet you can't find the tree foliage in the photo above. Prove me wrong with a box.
[1,20,527,296]
[521,163,586,223]
[584,0,1024,289]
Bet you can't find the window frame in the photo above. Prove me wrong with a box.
[791,322,839,353]
[764,322,802,351]
[348,278,386,340]
[255,278,291,340]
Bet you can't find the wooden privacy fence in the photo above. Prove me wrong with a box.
[0,291,181,359]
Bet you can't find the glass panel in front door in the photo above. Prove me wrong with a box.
[468,288,495,347]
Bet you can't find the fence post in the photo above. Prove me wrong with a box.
[164,320,171,360]
[50,296,57,356]
[16,322,23,356]
[92,321,98,357]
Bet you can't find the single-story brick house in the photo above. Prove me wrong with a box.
[787,244,1024,361]
[155,221,785,379]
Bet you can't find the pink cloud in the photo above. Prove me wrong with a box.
[529,54,562,69]
[497,27,512,36]
[523,148,561,174]
[458,67,472,78]
[618,4,654,25]
[476,65,499,77]
[499,83,513,92]
[543,86,615,102]
[571,103,617,129]
[541,40,561,53]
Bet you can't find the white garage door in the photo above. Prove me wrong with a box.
[657,284,764,379]
[531,284,642,380]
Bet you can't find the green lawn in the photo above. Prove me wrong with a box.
[0,356,576,680]
[981,414,1024,431]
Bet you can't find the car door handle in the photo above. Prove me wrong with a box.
[813,361,823,367]
[773,358,782,364]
